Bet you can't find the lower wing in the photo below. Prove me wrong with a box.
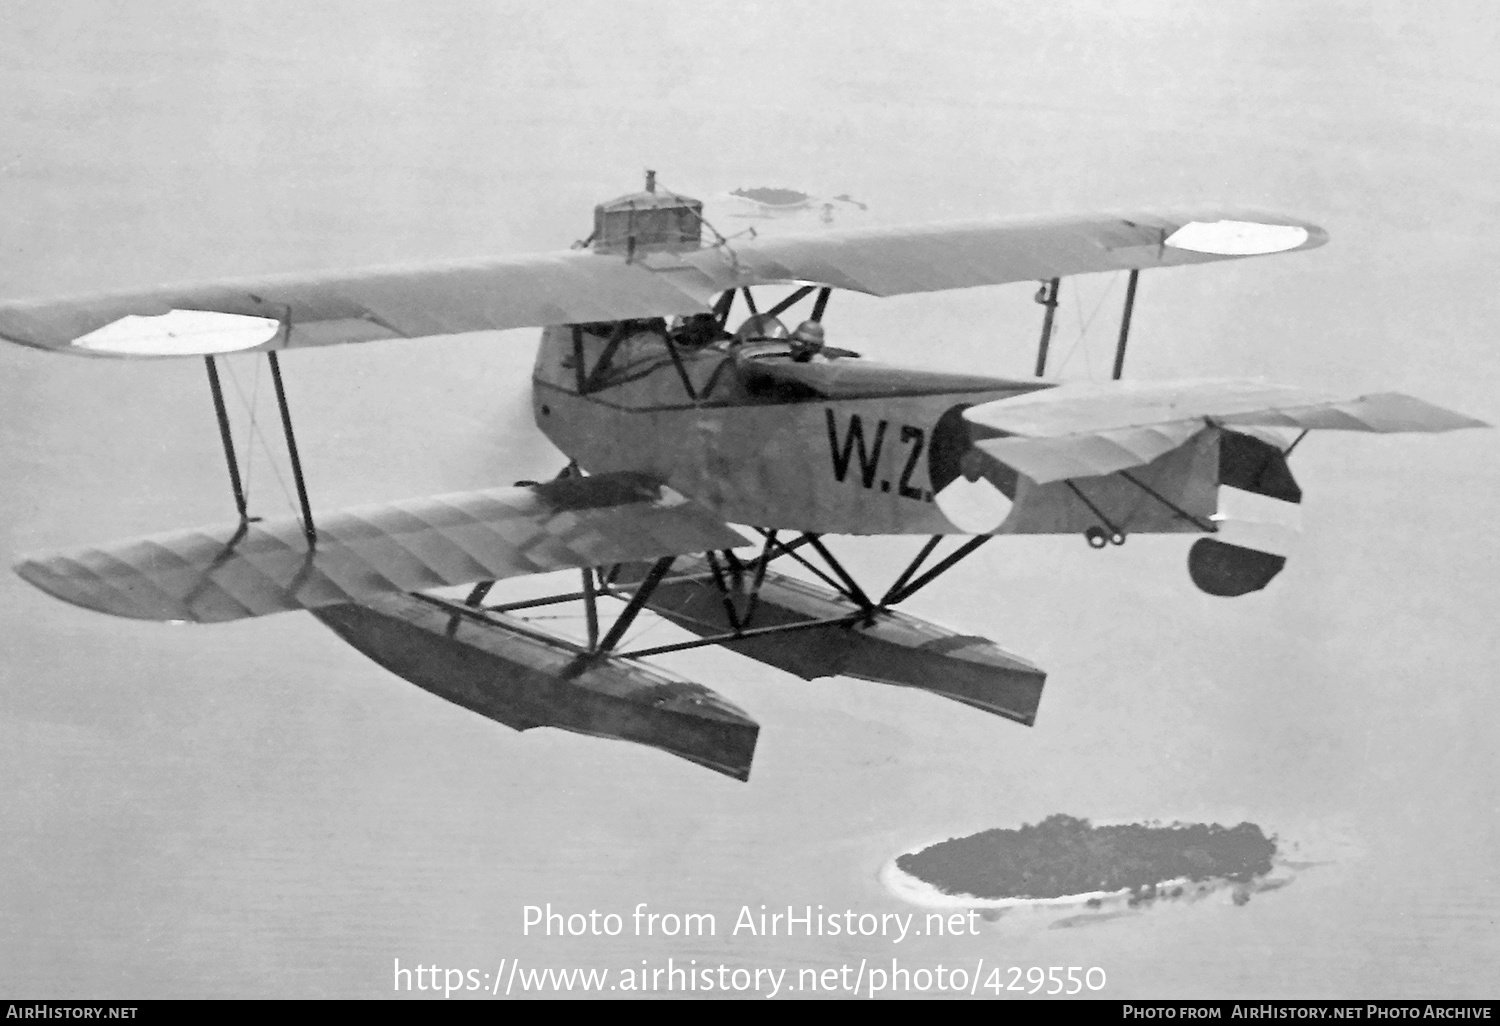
[14,473,745,623]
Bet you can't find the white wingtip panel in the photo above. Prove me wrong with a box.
[1164,220,1310,256]
[74,310,282,356]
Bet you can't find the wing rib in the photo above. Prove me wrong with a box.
[15,474,745,623]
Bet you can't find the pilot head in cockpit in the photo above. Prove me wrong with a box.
[789,320,826,362]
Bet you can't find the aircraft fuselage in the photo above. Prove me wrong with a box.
[531,322,1218,537]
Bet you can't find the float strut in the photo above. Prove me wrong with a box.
[266,351,316,547]
[886,535,990,605]
[739,529,777,627]
[805,535,876,614]
[880,535,943,606]
[581,569,600,650]
[203,356,249,522]
[595,556,675,654]
[705,551,743,632]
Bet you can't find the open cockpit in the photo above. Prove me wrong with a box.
[537,303,1036,409]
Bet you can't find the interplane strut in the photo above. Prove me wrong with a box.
[203,344,315,546]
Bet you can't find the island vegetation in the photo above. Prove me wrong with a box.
[896,814,1277,900]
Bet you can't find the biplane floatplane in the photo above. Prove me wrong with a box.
[1,174,1485,780]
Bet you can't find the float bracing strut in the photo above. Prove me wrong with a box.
[885,535,990,606]
[595,555,676,654]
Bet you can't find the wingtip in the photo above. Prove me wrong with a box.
[1382,395,1491,432]
[0,329,61,354]
[14,554,61,594]
[13,554,98,614]
[14,550,202,622]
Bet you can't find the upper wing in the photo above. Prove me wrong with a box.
[14,472,745,623]
[964,380,1488,483]
[0,210,1325,359]
[0,250,724,358]
[683,209,1327,298]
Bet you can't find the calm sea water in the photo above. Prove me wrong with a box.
[2,0,1497,999]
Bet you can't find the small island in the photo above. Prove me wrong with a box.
[895,814,1277,902]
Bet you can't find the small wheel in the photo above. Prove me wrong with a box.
[1085,526,1108,549]
[1110,531,1127,546]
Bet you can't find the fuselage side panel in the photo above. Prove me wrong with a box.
[530,325,1216,536]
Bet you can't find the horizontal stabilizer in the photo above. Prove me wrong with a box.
[974,421,1205,484]
[15,473,744,623]
[966,380,1487,484]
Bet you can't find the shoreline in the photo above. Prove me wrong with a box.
[878,828,1291,912]
[879,854,1184,911]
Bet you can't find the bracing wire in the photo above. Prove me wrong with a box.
[1055,271,1120,377]
[222,357,302,520]
[522,597,669,651]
